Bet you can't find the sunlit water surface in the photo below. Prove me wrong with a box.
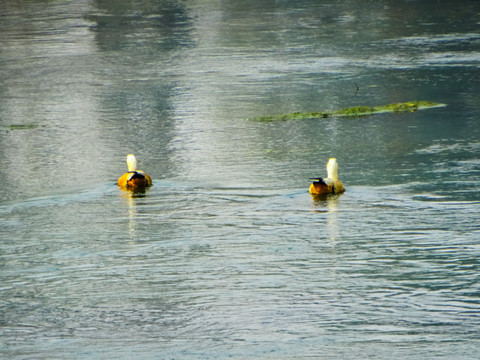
[1,0,480,359]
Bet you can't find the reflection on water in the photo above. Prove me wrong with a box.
[1,0,480,358]
[311,193,342,243]
[119,188,147,242]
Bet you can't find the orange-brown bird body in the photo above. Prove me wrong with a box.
[117,154,152,190]
[309,158,345,195]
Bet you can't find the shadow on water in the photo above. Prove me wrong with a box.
[85,0,195,52]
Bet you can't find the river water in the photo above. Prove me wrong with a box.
[1,0,480,358]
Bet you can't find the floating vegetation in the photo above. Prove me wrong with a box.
[251,101,446,122]
[8,124,39,130]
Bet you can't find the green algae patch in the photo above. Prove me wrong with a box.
[251,101,446,122]
[255,111,330,122]
[333,106,375,116]
[9,124,39,130]
[373,101,444,113]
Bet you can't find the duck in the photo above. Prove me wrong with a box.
[117,154,152,190]
[309,158,345,195]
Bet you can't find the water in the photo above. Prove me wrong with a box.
[1,0,480,358]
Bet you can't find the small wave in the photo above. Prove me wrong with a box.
[415,141,480,155]
[0,183,115,213]
[384,33,480,46]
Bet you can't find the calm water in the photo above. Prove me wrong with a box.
[1,0,480,358]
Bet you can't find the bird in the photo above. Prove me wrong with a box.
[309,158,345,195]
[117,154,152,190]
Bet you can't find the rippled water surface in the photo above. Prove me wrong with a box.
[1,0,480,358]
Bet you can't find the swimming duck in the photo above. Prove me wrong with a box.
[117,154,152,190]
[309,158,345,195]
